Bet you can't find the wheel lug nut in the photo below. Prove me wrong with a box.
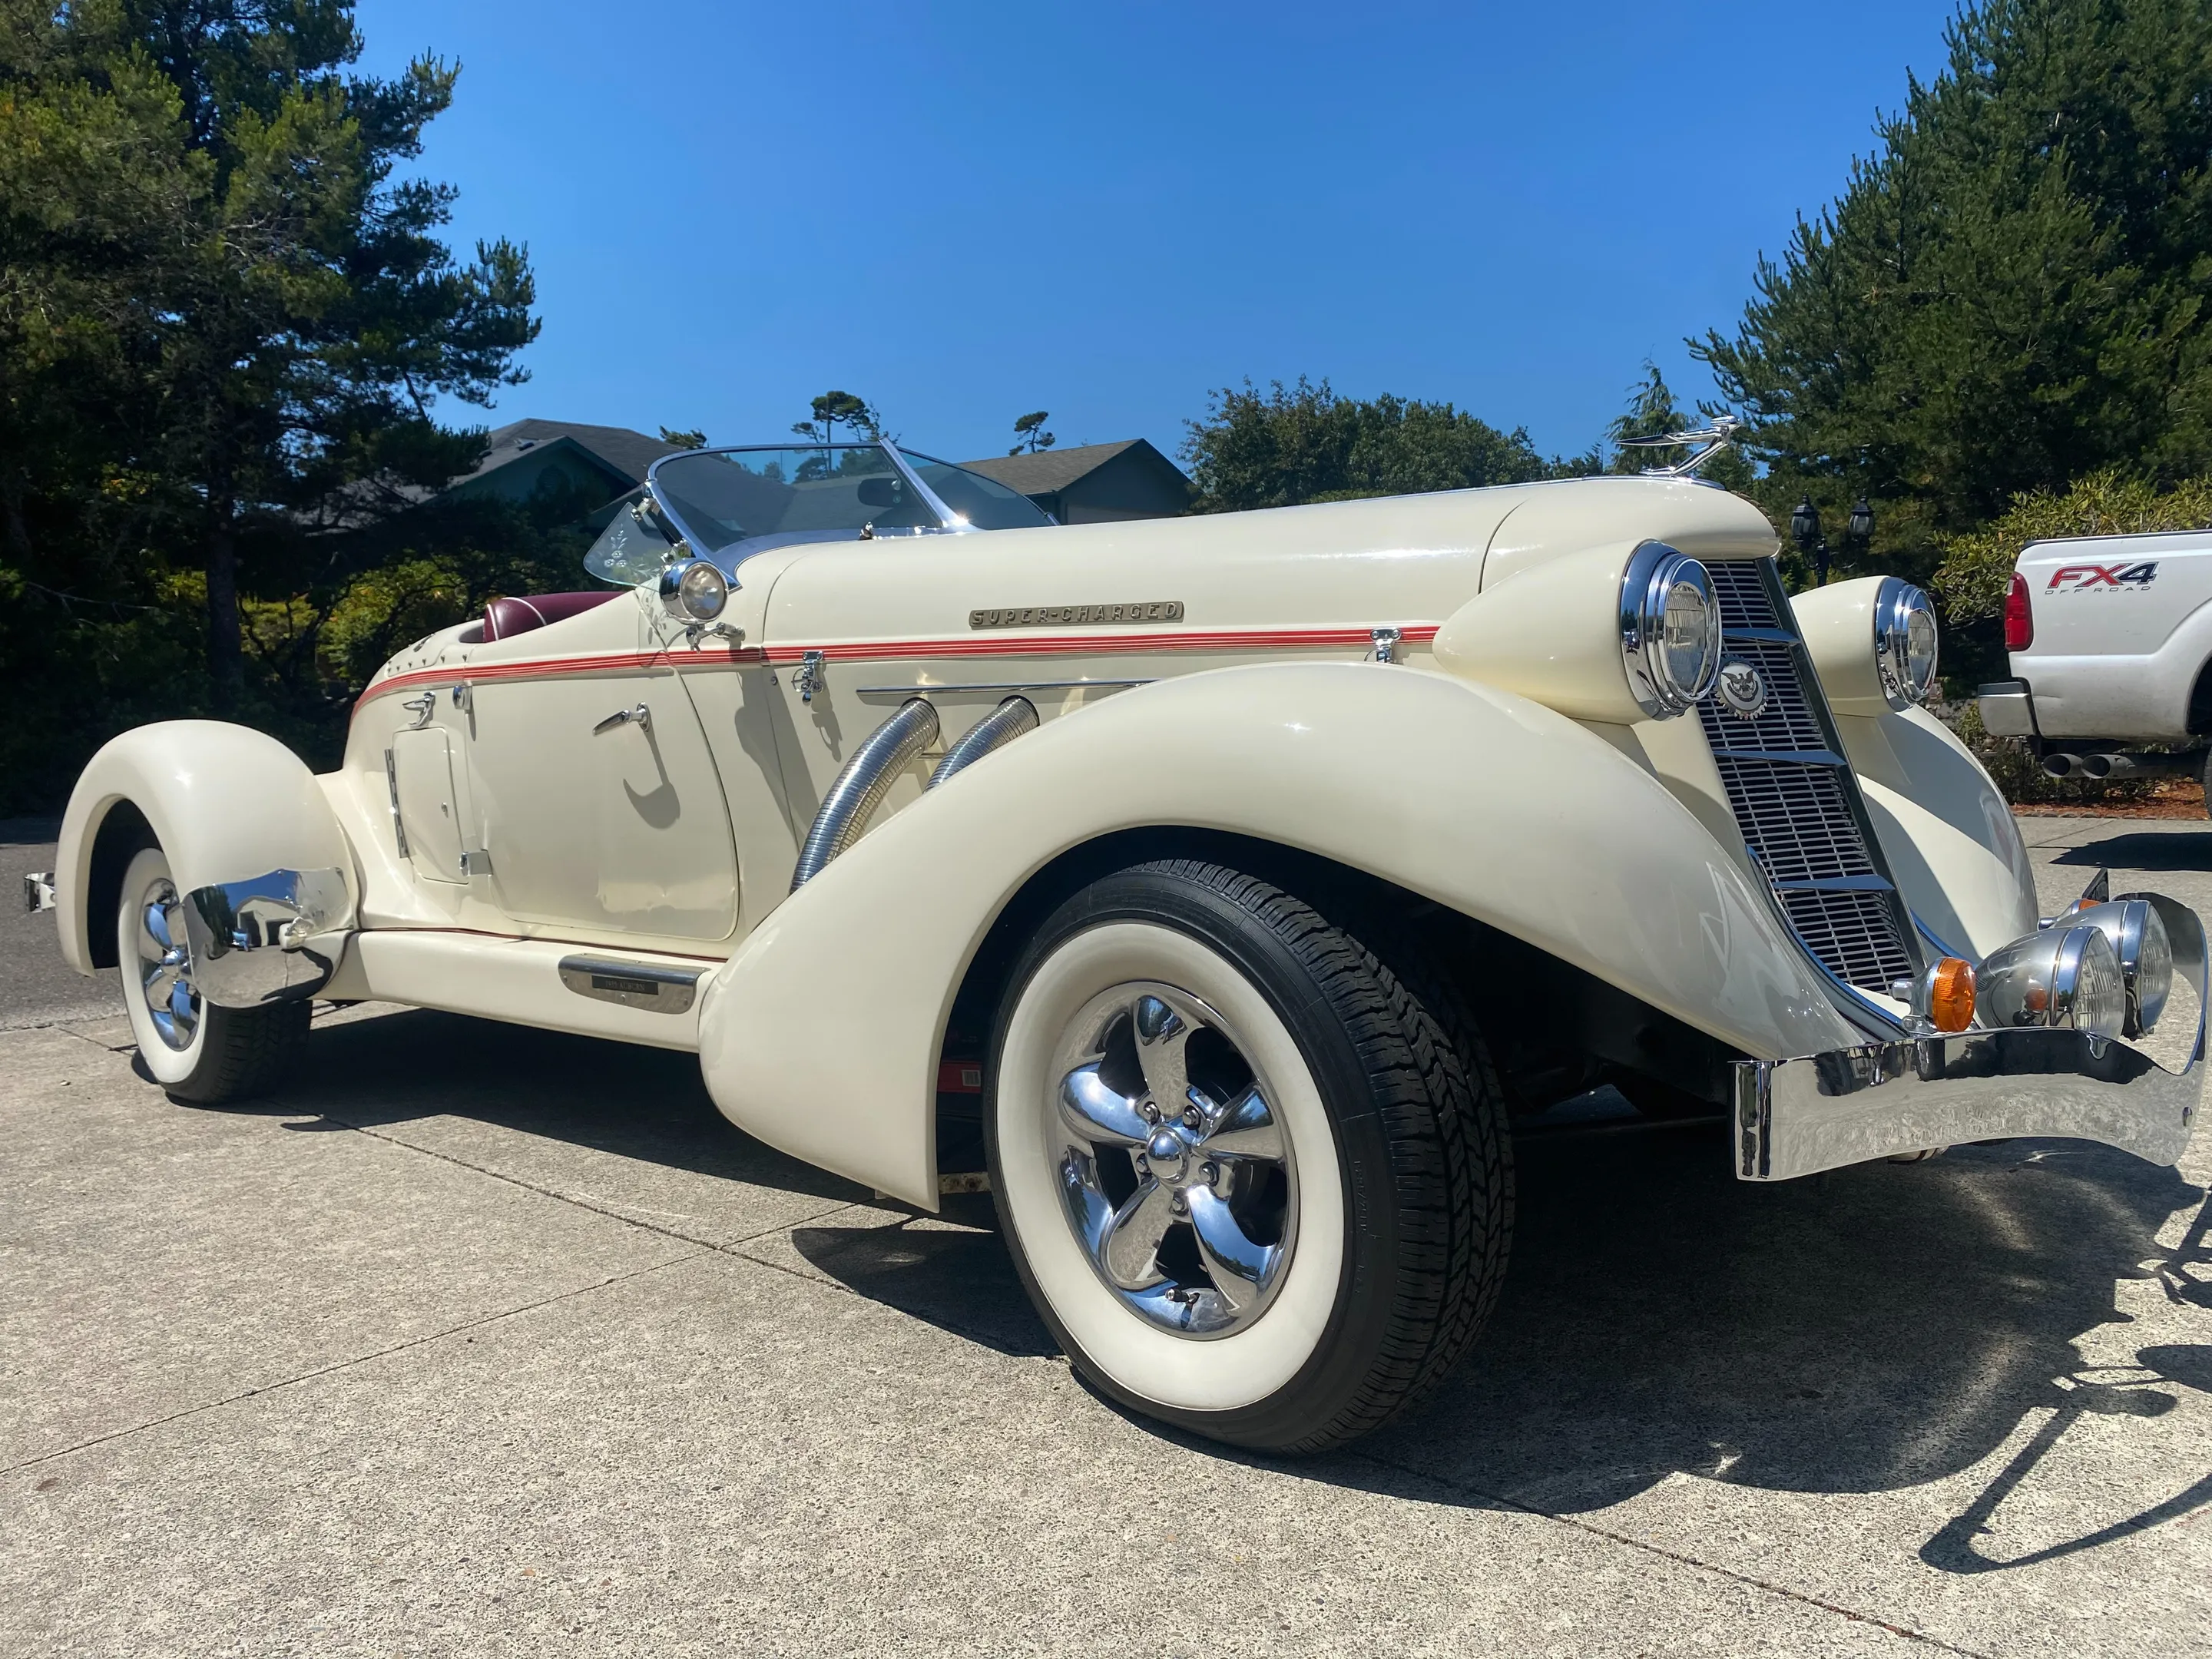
[1202,1161,1220,1185]
[1141,1103,1160,1124]
[1169,1192,1187,1214]
[1181,1108,1203,1129]
[1135,1154,1150,1174]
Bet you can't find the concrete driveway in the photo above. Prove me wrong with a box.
[4,814,2210,1657]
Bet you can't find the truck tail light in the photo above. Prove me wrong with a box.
[2004,572,2034,651]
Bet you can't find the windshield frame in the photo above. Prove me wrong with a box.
[637,439,1032,575]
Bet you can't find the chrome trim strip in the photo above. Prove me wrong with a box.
[557,955,703,1014]
[854,677,1156,697]
[180,867,354,1008]
[1734,891,2206,1179]
[23,871,55,914]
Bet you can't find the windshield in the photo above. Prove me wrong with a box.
[899,452,1058,529]
[584,441,1053,584]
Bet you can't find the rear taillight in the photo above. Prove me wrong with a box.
[2004,571,2034,651]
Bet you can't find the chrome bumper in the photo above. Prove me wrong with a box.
[180,866,353,1008]
[1976,678,2038,738]
[1733,891,2205,1180]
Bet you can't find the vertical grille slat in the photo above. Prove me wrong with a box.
[1699,558,1916,997]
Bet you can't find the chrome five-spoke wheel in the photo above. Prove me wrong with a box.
[134,876,201,1051]
[988,859,1512,1453]
[1052,982,1296,1336]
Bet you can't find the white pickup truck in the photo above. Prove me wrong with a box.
[1977,528,2212,793]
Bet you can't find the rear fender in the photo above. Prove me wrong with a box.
[56,721,357,998]
[697,661,1858,1205]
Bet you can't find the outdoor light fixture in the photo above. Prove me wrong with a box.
[1790,493,1875,584]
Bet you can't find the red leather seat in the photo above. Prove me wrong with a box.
[469,590,621,644]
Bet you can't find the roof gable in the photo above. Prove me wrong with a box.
[955,439,1188,497]
[454,419,680,493]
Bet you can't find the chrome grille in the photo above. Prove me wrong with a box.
[1699,558,1916,996]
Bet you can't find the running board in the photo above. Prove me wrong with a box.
[327,931,718,1051]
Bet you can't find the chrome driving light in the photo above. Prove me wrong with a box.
[1620,541,1721,718]
[2063,899,2174,1036]
[1874,578,1939,707]
[658,557,729,623]
[1976,924,2128,1039]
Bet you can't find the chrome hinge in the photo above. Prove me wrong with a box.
[793,650,827,704]
[23,871,55,914]
[382,748,410,860]
[1370,626,1403,665]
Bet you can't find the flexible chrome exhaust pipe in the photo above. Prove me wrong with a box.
[929,697,1038,790]
[790,697,939,891]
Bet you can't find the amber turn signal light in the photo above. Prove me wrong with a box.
[1927,957,1975,1032]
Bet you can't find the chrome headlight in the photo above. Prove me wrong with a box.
[1977,924,2128,1039]
[1620,542,1720,718]
[1874,578,1939,707]
[658,557,729,623]
[2063,899,2173,1036]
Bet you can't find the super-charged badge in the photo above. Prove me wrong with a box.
[1716,658,1768,721]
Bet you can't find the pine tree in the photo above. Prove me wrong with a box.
[1697,0,2212,578]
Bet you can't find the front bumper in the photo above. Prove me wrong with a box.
[1733,891,2205,1180]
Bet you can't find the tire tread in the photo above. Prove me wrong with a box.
[1114,859,1511,1452]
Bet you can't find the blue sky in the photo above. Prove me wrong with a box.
[356,1,1958,466]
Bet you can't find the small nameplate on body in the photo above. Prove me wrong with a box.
[969,601,1184,630]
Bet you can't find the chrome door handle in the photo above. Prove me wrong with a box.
[401,693,435,730]
[593,703,651,735]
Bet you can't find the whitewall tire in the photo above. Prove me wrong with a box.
[987,858,1512,1452]
[116,844,308,1104]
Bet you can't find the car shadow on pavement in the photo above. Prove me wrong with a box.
[209,1005,2212,1573]
[236,1005,864,1204]
[1294,1125,2212,1575]
[786,1217,1055,1359]
[2053,830,2212,871]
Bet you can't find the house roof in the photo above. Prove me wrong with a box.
[955,439,1187,496]
[452,419,681,492]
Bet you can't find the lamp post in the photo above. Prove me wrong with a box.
[1790,495,1874,584]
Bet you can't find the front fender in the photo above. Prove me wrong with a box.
[697,662,1858,1205]
[56,721,357,995]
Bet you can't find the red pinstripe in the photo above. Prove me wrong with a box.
[352,621,1442,719]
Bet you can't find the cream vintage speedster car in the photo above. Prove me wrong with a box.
[31,437,2207,1452]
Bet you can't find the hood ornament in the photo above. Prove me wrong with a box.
[1617,415,1745,479]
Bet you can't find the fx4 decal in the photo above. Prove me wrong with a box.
[2047,561,2160,591]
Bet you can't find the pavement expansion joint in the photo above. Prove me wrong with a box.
[316,1111,742,1250]
[0,1252,704,1478]
[1343,1447,1996,1658]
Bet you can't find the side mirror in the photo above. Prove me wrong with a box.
[856,475,902,508]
